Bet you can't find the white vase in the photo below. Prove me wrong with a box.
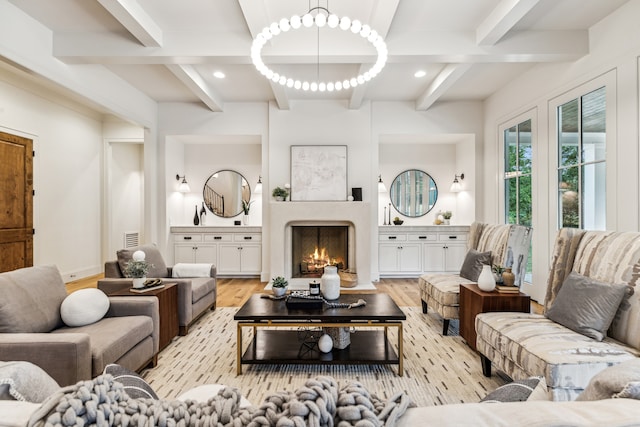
[477,265,496,292]
[243,214,249,225]
[132,277,146,289]
[321,265,341,300]
[272,286,287,297]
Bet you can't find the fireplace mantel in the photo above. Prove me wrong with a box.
[268,201,372,285]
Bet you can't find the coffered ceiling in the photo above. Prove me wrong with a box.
[5,0,630,112]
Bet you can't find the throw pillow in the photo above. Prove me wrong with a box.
[117,244,168,278]
[613,381,640,400]
[480,376,548,403]
[103,364,158,399]
[60,288,110,327]
[577,359,640,401]
[545,271,628,341]
[459,249,492,281]
[0,361,60,403]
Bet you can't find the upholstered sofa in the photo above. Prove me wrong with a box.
[97,244,217,335]
[419,222,532,334]
[476,228,640,401]
[0,265,159,386]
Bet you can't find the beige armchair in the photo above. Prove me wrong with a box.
[97,244,217,335]
[0,265,159,386]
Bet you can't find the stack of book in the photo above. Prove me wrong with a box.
[496,285,520,293]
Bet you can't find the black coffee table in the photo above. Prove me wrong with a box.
[234,293,406,375]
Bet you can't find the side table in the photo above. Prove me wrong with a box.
[108,282,179,350]
[459,283,530,351]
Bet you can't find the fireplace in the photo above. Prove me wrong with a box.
[291,226,348,278]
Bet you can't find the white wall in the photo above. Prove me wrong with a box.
[482,0,640,302]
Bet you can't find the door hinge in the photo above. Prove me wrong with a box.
[32,189,35,196]
[32,229,35,235]
[32,150,35,157]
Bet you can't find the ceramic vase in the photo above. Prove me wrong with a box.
[243,214,249,225]
[477,265,496,292]
[321,265,341,300]
[272,286,287,297]
[193,205,200,226]
[502,268,516,287]
[132,277,146,289]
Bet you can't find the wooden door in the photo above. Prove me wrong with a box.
[0,131,33,273]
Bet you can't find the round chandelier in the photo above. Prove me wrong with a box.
[250,6,388,92]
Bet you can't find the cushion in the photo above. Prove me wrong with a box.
[177,384,252,408]
[459,249,492,281]
[0,361,60,403]
[614,382,640,399]
[117,244,168,278]
[545,271,628,341]
[0,401,41,427]
[103,364,158,399]
[60,288,110,327]
[577,359,640,401]
[172,263,213,278]
[0,265,67,333]
[480,376,548,403]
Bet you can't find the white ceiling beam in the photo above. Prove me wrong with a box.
[415,63,473,111]
[270,82,289,110]
[97,0,163,47]
[369,0,400,39]
[476,0,541,46]
[348,64,372,110]
[166,64,223,112]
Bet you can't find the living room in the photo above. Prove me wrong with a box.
[2,1,640,423]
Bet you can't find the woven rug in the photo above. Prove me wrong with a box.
[142,306,506,407]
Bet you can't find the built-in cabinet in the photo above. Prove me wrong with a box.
[170,226,261,276]
[379,226,469,277]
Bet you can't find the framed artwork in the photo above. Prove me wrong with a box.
[290,145,347,201]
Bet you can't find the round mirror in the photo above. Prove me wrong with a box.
[203,170,250,218]
[390,169,438,217]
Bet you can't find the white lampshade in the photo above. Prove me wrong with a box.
[255,176,263,194]
[378,175,387,193]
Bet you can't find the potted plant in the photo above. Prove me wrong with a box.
[392,216,404,225]
[241,199,252,224]
[271,276,288,297]
[123,250,153,288]
[442,211,452,225]
[492,264,505,284]
[272,187,288,201]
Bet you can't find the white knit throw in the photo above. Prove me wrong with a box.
[28,375,413,427]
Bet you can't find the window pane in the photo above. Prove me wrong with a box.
[582,162,606,230]
[582,87,606,163]
[504,126,517,174]
[559,167,579,228]
[558,99,579,167]
[518,120,532,174]
[505,178,517,224]
[518,175,532,226]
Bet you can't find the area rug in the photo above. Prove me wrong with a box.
[142,306,506,407]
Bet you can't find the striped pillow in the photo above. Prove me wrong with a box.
[480,376,548,403]
[103,364,158,400]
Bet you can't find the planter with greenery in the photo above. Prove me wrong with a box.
[271,276,288,297]
[123,250,153,288]
[272,187,288,201]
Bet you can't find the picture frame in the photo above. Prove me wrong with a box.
[290,145,348,201]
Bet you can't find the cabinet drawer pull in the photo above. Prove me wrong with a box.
[214,236,222,240]
[448,236,458,239]
[244,236,252,240]
[183,236,192,240]
[388,236,397,240]
[418,236,427,239]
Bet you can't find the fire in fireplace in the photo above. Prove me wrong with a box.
[291,226,348,278]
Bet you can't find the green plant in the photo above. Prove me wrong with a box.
[271,276,288,288]
[442,211,453,219]
[124,260,152,278]
[272,187,288,199]
[242,199,253,215]
[492,264,505,275]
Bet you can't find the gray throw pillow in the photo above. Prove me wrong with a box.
[577,359,640,401]
[117,244,168,278]
[546,271,628,341]
[459,249,492,281]
[103,364,158,399]
[480,376,548,402]
[0,361,60,403]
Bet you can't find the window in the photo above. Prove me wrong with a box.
[557,86,606,229]
[504,118,532,282]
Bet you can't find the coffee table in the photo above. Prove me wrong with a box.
[234,293,406,375]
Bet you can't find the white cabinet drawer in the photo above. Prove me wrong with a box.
[439,233,467,242]
[233,233,262,243]
[379,234,407,242]
[174,234,203,242]
[408,233,437,242]
[204,234,233,242]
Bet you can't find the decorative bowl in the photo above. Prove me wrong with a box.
[393,219,404,225]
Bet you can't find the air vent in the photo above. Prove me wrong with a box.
[123,231,140,248]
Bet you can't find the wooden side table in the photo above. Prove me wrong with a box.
[108,282,179,350]
[459,283,530,351]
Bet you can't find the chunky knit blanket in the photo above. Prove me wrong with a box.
[28,375,413,427]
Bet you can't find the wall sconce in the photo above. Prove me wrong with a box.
[450,173,464,193]
[254,176,262,194]
[378,175,387,193]
[176,174,191,193]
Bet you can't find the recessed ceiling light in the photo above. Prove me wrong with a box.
[414,70,427,78]
[213,71,225,79]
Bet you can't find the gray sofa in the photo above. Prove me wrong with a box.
[419,222,532,334]
[97,244,216,335]
[0,265,159,386]
[476,228,640,400]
